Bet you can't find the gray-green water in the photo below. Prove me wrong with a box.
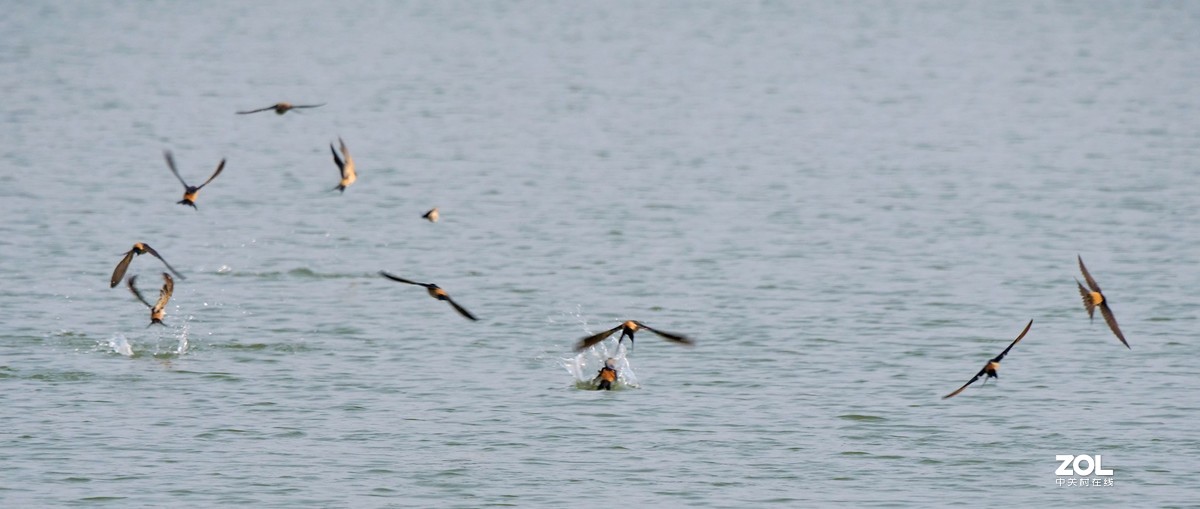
[2,2,1198,507]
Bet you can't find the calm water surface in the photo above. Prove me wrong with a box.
[2,2,1199,507]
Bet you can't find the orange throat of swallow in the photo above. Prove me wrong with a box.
[1090,291,1104,306]
[600,369,617,382]
[985,361,1000,376]
[622,321,639,331]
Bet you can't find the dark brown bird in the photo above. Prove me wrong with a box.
[574,320,693,352]
[1076,255,1129,349]
[379,271,477,321]
[331,137,356,193]
[110,243,185,288]
[422,207,439,223]
[165,150,225,209]
[593,358,618,390]
[943,319,1034,399]
[236,102,325,115]
[127,273,174,326]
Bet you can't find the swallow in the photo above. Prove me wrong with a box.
[110,243,185,288]
[1076,255,1129,349]
[165,151,225,209]
[331,137,356,193]
[574,320,693,352]
[942,319,1034,399]
[422,207,439,223]
[593,358,618,390]
[236,102,325,115]
[379,271,477,321]
[127,273,174,326]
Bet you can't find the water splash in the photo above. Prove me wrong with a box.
[106,333,133,357]
[558,309,639,390]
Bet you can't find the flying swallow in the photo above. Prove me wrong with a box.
[165,150,225,209]
[1076,255,1129,349]
[110,243,185,288]
[236,102,325,115]
[379,271,477,321]
[593,358,618,390]
[574,320,693,352]
[942,319,1034,399]
[127,273,174,326]
[422,207,439,223]
[331,137,356,193]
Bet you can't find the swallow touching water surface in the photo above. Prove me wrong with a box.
[1076,255,1130,349]
[127,273,174,326]
[379,271,477,321]
[236,102,325,115]
[422,207,439,223]
[574,320,693,352]
[331,137,357,193]
[110,243,185,288]
[164,151,225,209]
[593,358,618,390]
[942,319,1034,399]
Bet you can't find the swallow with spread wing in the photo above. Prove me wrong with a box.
[236,102,325,115]
[943,319,1034,399]
[127,273,174,326]
[379,271,477,321]
[110,243,185,288]
[574,320,693,352]
[1076,255,1130,349]
[164,150,225,209]
[331,137,356,193]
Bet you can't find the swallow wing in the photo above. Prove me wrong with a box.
[331,143,345,176]
[127,275,153,308]
[574,325,624,351]
[422,209,435,219]
[338,137,353,174]
[444,296,478,321]
[993,319,1033,362]
[236,105,274,114]
[164,150,190,188]
[196,159,226,189]
[1077,255,1102,293]
[292,103,325,109]
[942,366,987,399]
[1099,303,1130,349]
[153,273,174,314]
[640,324,695,346]
[143,245,185,281]
[379,271,429,287]
[111,250,136,288]
[1076,279,1096,320]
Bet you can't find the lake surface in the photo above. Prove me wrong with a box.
[2,1,1198,507]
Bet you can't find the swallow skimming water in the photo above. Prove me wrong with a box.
[1076,255,1130,349]
[379,271,477,321]
[236,102,324,115]
[165,150,225,209]
[331,137,356,193]
[942,319,1034,399]
[574,320,693,352]
[127,273,174,326]
[110,243,185,288]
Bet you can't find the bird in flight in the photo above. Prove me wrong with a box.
[110,243,185,288]
[1076,255,1129,349]
[422,207,439,223]
[379,271,477,321]
[164,150,225,209]
[330,137,356,193]
[942,319,1034,399]
[127,273,174,326]
[236,102,325,115]
[574,320,693,352]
